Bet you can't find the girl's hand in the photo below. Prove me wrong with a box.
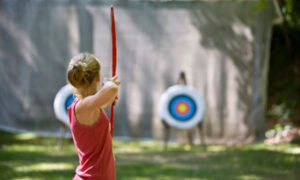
[103,76,121,87]
[102,76,120,106]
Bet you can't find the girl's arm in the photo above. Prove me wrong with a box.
[77,76,120,113]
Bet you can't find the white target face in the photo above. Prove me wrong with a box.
[53,84,75,126]
[159,85,205,129]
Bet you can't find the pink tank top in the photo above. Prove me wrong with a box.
[68,98,116,180]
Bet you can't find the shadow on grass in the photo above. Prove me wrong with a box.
[116,149,300,180]
[0,131,299,180]
[0,131,77,179]
[3,169,75,180]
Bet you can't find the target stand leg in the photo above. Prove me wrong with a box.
[162,120,171,151]
[58,121,67,150]
[197,122,206,151]
[187,129,194,146]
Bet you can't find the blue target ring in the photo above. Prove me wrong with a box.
[169,95,196,121]
[65,94,75,113]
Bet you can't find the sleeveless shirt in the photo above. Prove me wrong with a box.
[68,98,116,180]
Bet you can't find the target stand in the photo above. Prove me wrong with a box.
[159,81,206,150]
[53,84,75,149]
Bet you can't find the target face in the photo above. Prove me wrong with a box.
[54,84,75,126]
[159,85,205,129]
[65,94,75,113]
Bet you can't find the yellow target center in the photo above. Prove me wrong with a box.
[178,104,188,113]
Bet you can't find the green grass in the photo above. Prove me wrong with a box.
[0,131,299,180]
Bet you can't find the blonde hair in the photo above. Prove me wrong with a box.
[67,53,101,89]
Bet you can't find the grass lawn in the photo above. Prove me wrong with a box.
[0,130,299,180]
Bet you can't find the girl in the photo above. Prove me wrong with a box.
[67,53,120,180]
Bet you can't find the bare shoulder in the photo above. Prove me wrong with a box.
[74,99,83,114]
[76,96,96,112]
[74,98,100,125]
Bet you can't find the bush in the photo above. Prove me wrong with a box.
[267,24,300,127]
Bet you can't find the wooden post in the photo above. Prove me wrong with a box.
[197,122,206,150]
[162,120,171,150]
[58,121,67,150]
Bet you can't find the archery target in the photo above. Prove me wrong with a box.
[54,84,75,126]
[159,85,205,129]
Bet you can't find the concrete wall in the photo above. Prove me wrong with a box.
[0,0,274,143]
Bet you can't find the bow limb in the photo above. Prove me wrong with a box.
[110,5,117,137]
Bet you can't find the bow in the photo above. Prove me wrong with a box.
[110,5,117,137]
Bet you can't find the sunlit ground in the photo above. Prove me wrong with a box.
[0,131,299,180]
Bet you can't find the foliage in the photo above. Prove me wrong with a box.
[265,123,293,138]
[0,131,300,180]
[277,0,300,27]
[268,24,300,127]
[256,0,300,27]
